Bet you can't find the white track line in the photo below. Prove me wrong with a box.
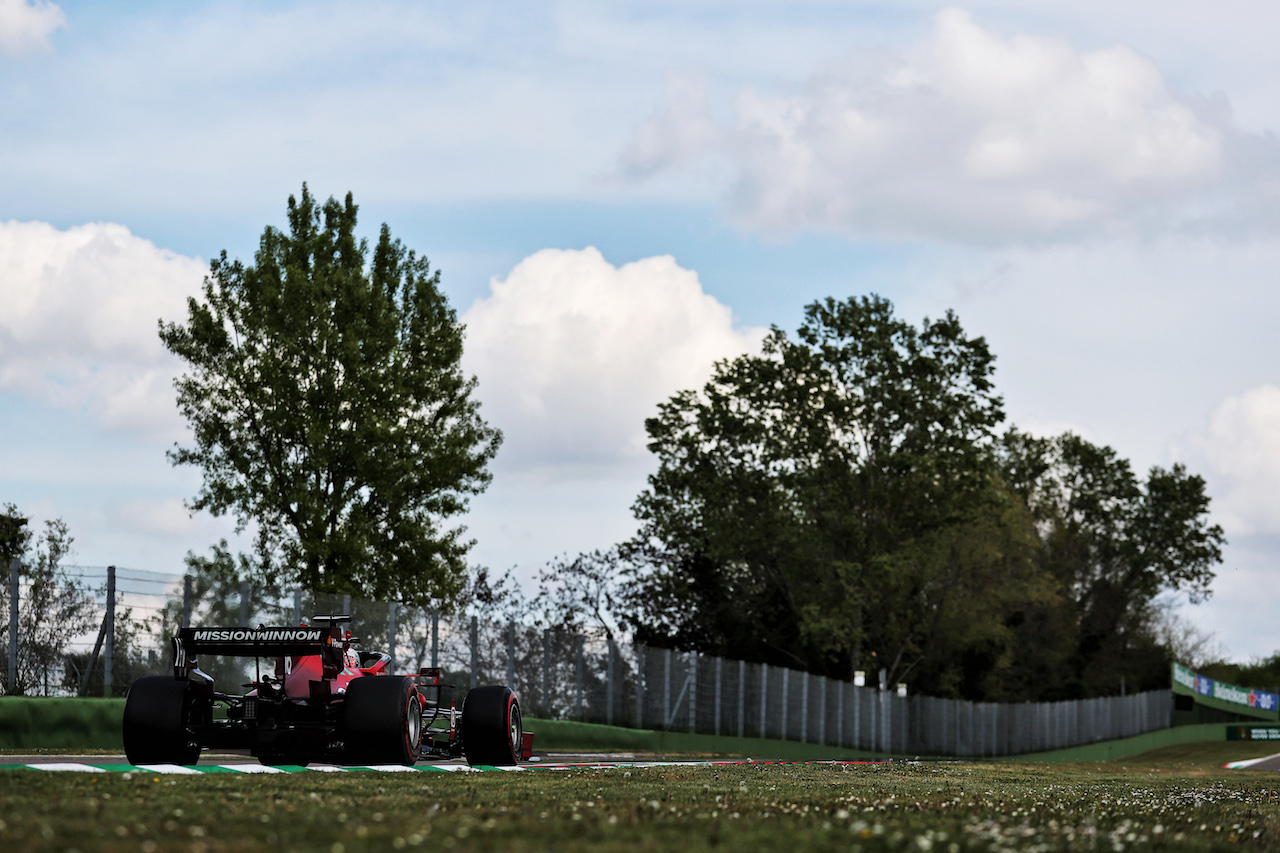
[136,764,203,775]
[1225,753,1280,769]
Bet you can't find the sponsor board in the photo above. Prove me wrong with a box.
[177,626,330,656]
[1227,726,1280,741]
[1172,663,1279,715]
[185,628,326,644]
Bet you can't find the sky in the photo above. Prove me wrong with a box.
[2,0,1279,661]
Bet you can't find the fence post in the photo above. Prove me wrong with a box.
[635,644,645,728]
[7,558,18,694]
[759,663,768,738]
[291,589,301,626]
[506,621,515,690]
[606,637,615,726]
[819,676,827,745]
[103,565,116,698]
[431,611,439,668]
[388,602,397,675]
[341,594,351,618]
[854,684,862,750]
[837,680,844,747]
[663,648,672,730]
[801,671,809,743]
[688,653,697,732]
[871,688,878,753]
[469,616,478,691]
[781,668,789,741]
[239,581,250,626]
[737,659,745,738]
[882,690,891,755]
[181,575,193,628]
[714,656,723,737]
[576,635,585,721]
[542,631,552,716]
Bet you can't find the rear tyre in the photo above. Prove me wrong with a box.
[123,676,201,765]
[460,685,522,767]
[342,676,422,766]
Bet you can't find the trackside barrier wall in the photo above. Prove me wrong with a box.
[2,574,1171,756]
[627,644,1169,757]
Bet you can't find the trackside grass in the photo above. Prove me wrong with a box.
[2,743,1280,852]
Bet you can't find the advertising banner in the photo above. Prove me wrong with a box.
[1172,663,1280,720]
[1227,725,1280,741]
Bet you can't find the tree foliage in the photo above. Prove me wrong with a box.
[159,186,500,602]
[627,295,1011,686]
[0,509,97,696]
[621,295,1225,700]
[995,430,1225,698]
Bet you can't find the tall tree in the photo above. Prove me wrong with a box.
[0,508,97,696]
[997,430,1225,697]
[159,186,500,602]
[626,295,1017,686]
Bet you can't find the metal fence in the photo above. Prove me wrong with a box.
[1,562,1172,756]
[629,646,1169,756]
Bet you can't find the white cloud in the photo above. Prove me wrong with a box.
[0,220,204,439]
[461,247,766,476]
[0,0,64,55]
[1177,385,1280,538]
[105,497,198,540]
[621,8,1279,243]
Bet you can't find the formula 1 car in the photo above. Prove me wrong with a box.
[122,615,531,767]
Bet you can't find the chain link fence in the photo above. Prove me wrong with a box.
[2,562,1172,755]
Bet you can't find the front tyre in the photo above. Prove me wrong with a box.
[461,685,522,767]
[343,676,422,766]
[123,676,201,765]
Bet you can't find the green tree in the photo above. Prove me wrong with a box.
[996,430,1225,698]
[0,509,97,695]
[159,186,500,603]
[626,295,1019,687]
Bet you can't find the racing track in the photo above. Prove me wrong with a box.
[1224,752,1280,771]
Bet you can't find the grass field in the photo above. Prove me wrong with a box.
[2,742,1280,852]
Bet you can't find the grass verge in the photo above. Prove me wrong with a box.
[1,742,1279,851]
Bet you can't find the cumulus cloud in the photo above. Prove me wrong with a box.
[461,247,766,476]
[1176,385,1280,537]
[620,8,1279,243]
[0,0,64,55]
[0,220,205,439]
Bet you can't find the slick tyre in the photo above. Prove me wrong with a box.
[343,676,422,766]
[123,676,201,765]
[460,685,522,767]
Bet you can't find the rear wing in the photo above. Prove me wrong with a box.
[176,626,331,658]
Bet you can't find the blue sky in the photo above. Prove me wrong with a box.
[3,0,1280,662]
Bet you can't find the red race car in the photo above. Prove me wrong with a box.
[122,615,530,767]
